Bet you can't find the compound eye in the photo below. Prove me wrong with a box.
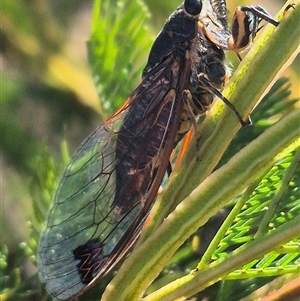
[184,0,202,15]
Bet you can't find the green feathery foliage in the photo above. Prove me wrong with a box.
[88,0,152,114]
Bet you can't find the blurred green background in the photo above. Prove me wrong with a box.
[1,0,299,300]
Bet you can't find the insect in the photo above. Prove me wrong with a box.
[38,0,281,299]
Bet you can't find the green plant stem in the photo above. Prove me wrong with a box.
[101,107,299,300]
[144,217,299,301]
[198,180,260,269]
[228,267,300,279]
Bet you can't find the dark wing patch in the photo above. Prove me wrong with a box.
[73,238,105,284]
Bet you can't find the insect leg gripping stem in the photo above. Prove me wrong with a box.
[229,5,280,51]
[197,75,251,126]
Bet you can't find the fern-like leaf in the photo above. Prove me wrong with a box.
[88,0,152,114]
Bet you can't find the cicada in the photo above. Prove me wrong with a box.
[38,0,280,299]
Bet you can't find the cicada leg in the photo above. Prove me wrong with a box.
[283,4,295,17]
[197,74,251,126]
[228,5,280,52]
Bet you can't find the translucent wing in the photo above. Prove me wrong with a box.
[37,54,191,300]
[38,122,123,299]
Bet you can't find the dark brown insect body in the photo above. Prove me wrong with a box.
[38,0,280,299]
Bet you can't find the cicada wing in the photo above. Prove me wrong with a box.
[37,119,141,300]
[38,46,190,300]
